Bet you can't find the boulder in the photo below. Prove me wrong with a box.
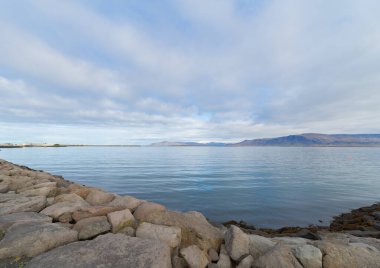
[73,216,111,240]
[133,201,166,220]
[68,184,92,199]
[0,193,46,215]
[0,222,78,258]
[28,233,172,268]
[248,234,276,259]
[54,193,87,204]
[180,245,209,268]
[17,181,57,193]
[136,210,223,251]
[253,244,303,268]
[208,248,219,262]
[72,205,122,221]
[217,245,232,268]
[107,208,135,233]
[293,244,322,268]
[172,255,188,268]
[5,175,33,191]
[40,200,89,220]
[86,189,115,205]
[316,240,380,268]
[58,212,73,223]
[136,222,181,248]
[237,255,254,268]
[0,212,52,232]
[272,237,309,248]
[0,184,9,193]
[119,226,136,237]
[224,225,250,261]
[19,186,57,197]
[107,195,145,211]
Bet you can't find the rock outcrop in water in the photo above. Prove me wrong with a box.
[0,158,380,267]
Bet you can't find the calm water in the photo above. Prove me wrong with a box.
[1,146,379,228]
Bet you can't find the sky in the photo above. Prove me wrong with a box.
[1,0,380,145]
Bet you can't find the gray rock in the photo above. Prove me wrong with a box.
[172,255,188,268]
[138,210,223,251]
[54,193,87,204]
[316,240,380,268]
[225,225,250,261]
[373,211,380,220]
[0,212,51,232]
[208,248,219,262]
[248,234,276,259]
[0,194,46,216]
[40,200,89,220]
[28,233,172,268]
[0,184,9,193]
[180,245,209,268]
[136,222,181,248]
[72,205,121,221]
[85,189,115,205]
[118,226,136,236]
[107,208,135,233]
[237,255,254,268]
[272,237,309,248]
[217,252,232,268]
[293,244,322,268]
[0,222,78,258]
[73,216,111,240]
[253,244,303,268]
[107,195,145,211]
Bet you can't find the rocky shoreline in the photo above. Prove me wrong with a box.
[0,159,379,267]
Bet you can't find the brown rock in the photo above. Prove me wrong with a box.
[72,206,122,222]
[85,189,115,205]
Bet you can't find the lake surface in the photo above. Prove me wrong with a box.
[1,146,379,228]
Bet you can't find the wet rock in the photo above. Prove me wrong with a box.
[0,194,46,216]
[73,216,111,240]
[133,201,166,220]
[72,205,122,221]
[208,248,219,262]
[136,222,181,248]
[107,208,135,233]
[0,222,77,258]
[85,189,115,205]
[137,210,223,251]
[293,244,322,268]
[236,255,254,268]
[28,233,172,268]
[180,245,209,268]
[107,195,145,211]
[224,225,250,261]
[248,234,276,259]
[0,212,52,232]
[253,244,303,268]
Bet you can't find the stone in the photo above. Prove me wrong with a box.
[119,226,136,236]
[348,235,380,251]
[237,255,254,268]
[180,245,209,268]
[272,237,309,248]
[85,189,115,205]
[0,212,52,232]
[58,212,73,223]
[373,221,380,231]
[137,210,223,251]
[172,255,188,268]
[248,234,276,259]
[68,184,92,199]
[20,186,57,197]
[17,181,57,193]
[133,201,166,220]
[0,184,9,193]
[46,197,54,206]
[107,195,145,211]
[0,222,78,258]
[224,225,250,261]
[253,244,303,268]
[217,252,232,268]
[293,244,322,268]
[72,205,122,221]
[316,240,380,268]
[0,193,46,215]
[73,216,111,240]
[136,222,181,248]
[54,193,87,204]
[6,175,33,191]
[28,233,172,268]
[208,248,219,262]
[40,200,90,220]
[107,208,135,233]
[373,211,380,220]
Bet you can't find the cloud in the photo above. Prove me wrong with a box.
[0,0,379,144]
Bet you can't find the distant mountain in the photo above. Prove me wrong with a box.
[151,134,380,147]
[234,133,380,146]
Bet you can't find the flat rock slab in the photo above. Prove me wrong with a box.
[0,222,78,258]
[0,212,52,232]
[28,233,172,268]
[72,205,121,221]
[0,194,46,216]
[40,200,89,220]
[136,222,181,248]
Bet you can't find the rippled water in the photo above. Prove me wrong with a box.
[1,146,379,228]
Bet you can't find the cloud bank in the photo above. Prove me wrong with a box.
[1,0,380,144]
